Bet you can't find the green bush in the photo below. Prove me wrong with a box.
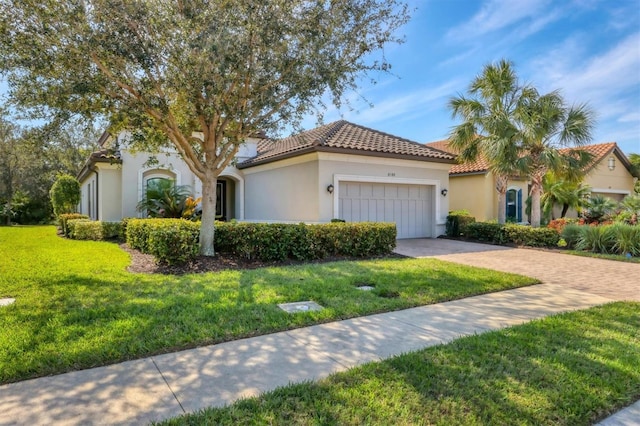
[502,224,560,247]
[610,223,640,256]
[147,220,200,265]
[125,219,156,252]
[464,222,506,244]
[66,218,92,239]
[561,224,583,249]
[446,213,476,237]
[127,220,397,264]
[70,220,102,240]
[50,174,81,217]
[577,225,616,254]
[101,222,122,240]
[59,213,89,237]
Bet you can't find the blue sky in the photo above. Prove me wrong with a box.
[306,0,640,155]
[1,1,638,155]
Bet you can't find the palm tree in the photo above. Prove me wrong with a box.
[582,194,618,224]
[448,59,533,224]
[541,172,591,220]
[515,90,595,227]
[137,178,201,219]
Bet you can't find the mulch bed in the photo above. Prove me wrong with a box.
[120,244,404,275]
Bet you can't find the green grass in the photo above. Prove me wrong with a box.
[158,302,640,426]
[564,249,640,263]
[0,226,537,385]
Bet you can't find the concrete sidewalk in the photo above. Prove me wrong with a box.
[0,283,617,425]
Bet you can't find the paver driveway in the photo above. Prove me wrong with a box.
[394,238,640,302]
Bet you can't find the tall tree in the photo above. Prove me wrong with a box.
[515,91,595,227]
[0,0,410,255]
[448,59,533,224]
[0,111,21,225]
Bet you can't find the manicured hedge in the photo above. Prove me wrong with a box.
[66,219,123,241]
[126,219,397,265]
[502,224,560,247]
[445,213,476,237]
[464,222,560,247]
[58,213,89,237]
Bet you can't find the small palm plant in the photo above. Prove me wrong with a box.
[137,179,201,219]
[618,194,640,225]
[582,195,618,224]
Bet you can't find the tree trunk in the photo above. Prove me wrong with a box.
[199,173,217,256]
[530,172,544,227]
[561,203,569,218]
[496,174,508,224]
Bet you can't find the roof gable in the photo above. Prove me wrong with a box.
[239,120,456,168]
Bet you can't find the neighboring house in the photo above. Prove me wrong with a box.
[425,140,637,222]
[78,121,456,238]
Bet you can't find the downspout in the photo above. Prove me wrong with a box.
[93,168,99,221]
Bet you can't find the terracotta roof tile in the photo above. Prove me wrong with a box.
[424,140,490,174]
[425,140,630,175]
[240,121,456,167]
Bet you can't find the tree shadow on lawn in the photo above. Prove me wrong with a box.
[188,304,640,425]
[2,258,534,385]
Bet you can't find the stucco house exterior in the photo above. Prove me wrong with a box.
[78,121,456,238]
[425,140,637,222]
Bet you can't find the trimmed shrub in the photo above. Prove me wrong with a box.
[66,218,92,239]
[101,222,122,240]
[503,224,560,247]
[446,212,476,237]
[464,222,506,244]
[127,220,396,265]
[214,221,396,261]
[147,220,200,265]
[125,219,156,252]
[70,220,103,240]
[561,224,584,249]
[59,213,89,237]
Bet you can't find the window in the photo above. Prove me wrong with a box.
[506,188,522,222]
[216,180,226,220]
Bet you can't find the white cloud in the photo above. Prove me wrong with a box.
[446,0,553,41]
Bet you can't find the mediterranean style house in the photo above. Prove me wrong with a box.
[425,140,637,222]
[77,121,456,238]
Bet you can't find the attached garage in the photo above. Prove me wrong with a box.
[338,181,435,239]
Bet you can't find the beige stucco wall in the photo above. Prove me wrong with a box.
[97,165,123,222]
[449,173,528,222]
[449,173,493,221]
[584,152,635,200]
[119,149,201,218]
[243,154,319,221]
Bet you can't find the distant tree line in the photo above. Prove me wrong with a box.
[0,109,99,225]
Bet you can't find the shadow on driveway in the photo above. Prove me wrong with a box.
[394,238,511,258]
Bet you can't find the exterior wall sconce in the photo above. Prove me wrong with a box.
[441,188,448,196]
[327,184,334,194]
[608,156,615,171]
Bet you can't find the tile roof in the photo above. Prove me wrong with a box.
[239,120,456,167]
[424,140,490,174]
[425,140,631,175]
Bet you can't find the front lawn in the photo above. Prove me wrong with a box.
[0,226,537,384]
[159,302,640,425]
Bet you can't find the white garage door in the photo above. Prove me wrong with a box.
[338,181,433,239]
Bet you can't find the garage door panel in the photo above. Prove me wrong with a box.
[339,181,433,238]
